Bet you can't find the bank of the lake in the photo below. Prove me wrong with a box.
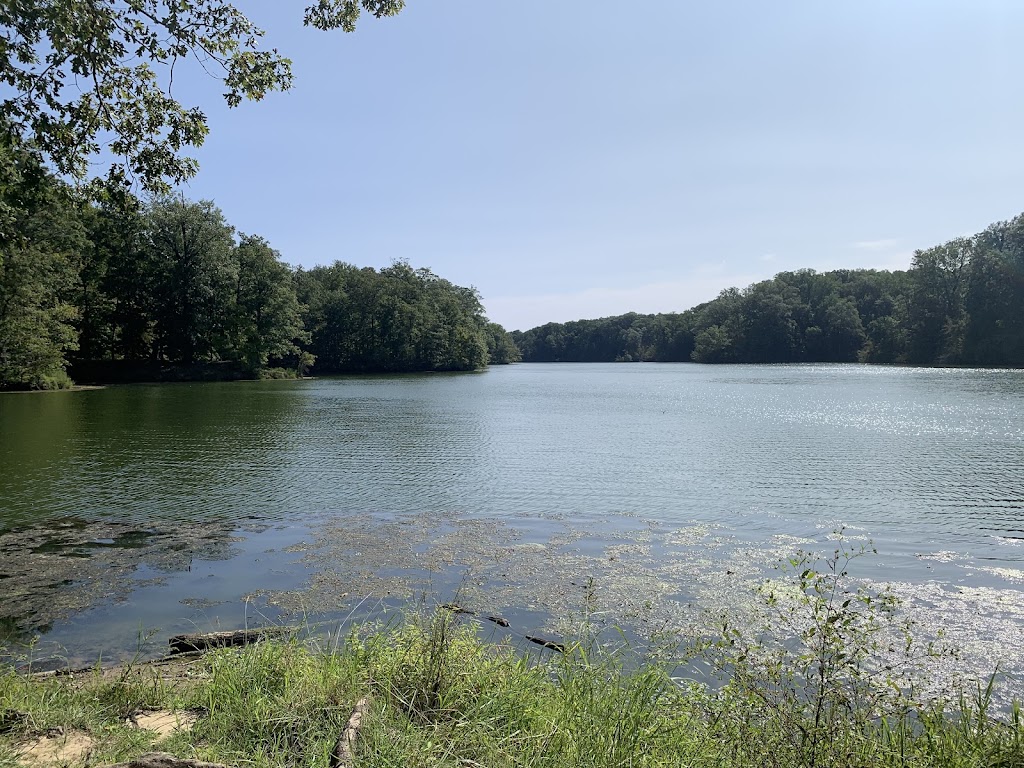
[3,610,1023,768]
[1,364,1022,698]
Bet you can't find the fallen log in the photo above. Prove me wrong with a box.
[28,666,91,679]
[167,627,292,655]
[105,752,233,768]
[525,635,565,653]
[439,603,475,615]
[331,697,370,768]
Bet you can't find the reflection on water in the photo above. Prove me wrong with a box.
[0,365,1023,693]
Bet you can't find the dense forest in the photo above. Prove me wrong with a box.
[0,140,519,390]
[513,212,1024,368]
[6,131,1024,389]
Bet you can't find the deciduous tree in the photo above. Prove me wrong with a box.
[230,234,307,372]
[1,1,405,191]
[0,140,84,388]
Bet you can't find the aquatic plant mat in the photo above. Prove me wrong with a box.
[2,606,1023,768]
[0,517,250,639]
[4,511,1024,705]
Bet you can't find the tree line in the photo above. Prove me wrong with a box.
[513,212,1024,368]
[0,141,519,390]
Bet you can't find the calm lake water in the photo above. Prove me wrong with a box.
[2,364,1023,693]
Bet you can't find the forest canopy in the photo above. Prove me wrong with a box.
[513,212,1024,369]
[0,141,518,390]
[4,134,1023,389]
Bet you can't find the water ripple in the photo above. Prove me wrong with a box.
[1,364,1023,674]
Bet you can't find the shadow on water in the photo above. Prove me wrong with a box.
[0,381,310,529]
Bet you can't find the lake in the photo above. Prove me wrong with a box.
[1,363,1023,695]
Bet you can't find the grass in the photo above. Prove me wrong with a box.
[0,615,1022,767]
[0,661,173,766]
[2,539,1023,767]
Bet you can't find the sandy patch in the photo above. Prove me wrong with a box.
[17,728,93,766]
[132,709,197,737]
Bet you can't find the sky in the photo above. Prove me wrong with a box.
[165,1,1024,331]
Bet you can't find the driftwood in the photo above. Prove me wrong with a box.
[331,697,370,768]
[440,603,475,615]
[29,666,91,679]
[105,753,234,768]
[167,627,291,655]
[442,604,511,628]
[525,635,565,653]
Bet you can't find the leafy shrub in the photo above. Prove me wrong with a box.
[256,367,299,380]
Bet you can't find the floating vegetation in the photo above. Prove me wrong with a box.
[1,512,1023,706]
[0,518,248,639]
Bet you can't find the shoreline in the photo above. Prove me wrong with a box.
[6,360,1021,393]
[0,385,107,395]
[2,614,1022,768]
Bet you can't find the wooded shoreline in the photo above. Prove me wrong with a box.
[513,212,1024,368]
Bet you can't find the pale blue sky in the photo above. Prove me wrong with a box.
[174,1,1024,330]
